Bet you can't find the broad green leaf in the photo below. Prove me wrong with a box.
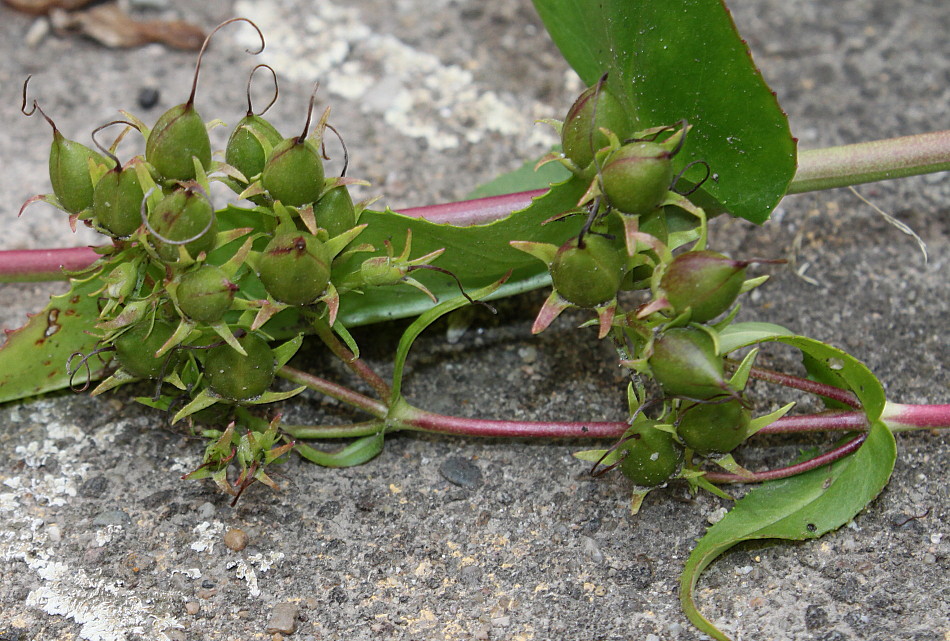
[0,272,108,403]
[466,154,571,199]
[802,352,853,411]
[680,421,896,640]
[717,326,885,421]
[335,176,589,326]
[532,0,796,223]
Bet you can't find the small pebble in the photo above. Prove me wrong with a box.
[197,501,215,520]
[137,87,161,110]
[184,601,200,616]
[266,602,300,635]
[224,527,249,551]
[46,524,62,543]
[25,18,50,48]
[439,456,483,489]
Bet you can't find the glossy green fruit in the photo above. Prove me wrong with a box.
[661,251,747,322]
[177,266,236,322]
[550,235,624,308]
[649,328,729,399]
[676,399,751,455]
[618,422,684,487]
[258,231,331,305]
[261,137,325,206]
[114,320,179,379]
[204,332,275,400]
[147,187,217,262]
[600,142,673,215]
[561,84,629,168]
[146,103,211,181]
[93,166,144,237]
[225,114,283,182]
[49,130,104,214]
[313,185,356,237]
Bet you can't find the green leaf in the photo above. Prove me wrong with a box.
[680,421,896,640]
[718,322,794,354]
[335,176,589,326]
[0,272,108,403]
[293,431,385,468]
[532,0,796,223]
[465,154,571,199]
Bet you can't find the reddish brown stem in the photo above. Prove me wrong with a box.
[0,248,101,282]
[742,363,861,408]
[702,434,867,484]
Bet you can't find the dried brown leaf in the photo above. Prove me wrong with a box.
[48,3,205,50]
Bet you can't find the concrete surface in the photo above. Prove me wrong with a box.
[0,0,947,639]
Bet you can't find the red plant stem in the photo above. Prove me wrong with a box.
[277,365,387,418]
[756,410,868,434]
[0,247,101,282]
[881,402,950,431]
[742,363,861,408]
[308,318,393,403]
[0,191,546,282]
[393,407,873,439]
[702,434,867,484]
[398,189,543,225]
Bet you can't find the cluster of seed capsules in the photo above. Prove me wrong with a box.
[22,19,431,413]
[514,79,773,493]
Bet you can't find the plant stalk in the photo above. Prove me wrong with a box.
[702,434,868,484]
[4,131,948,282]
[277,364,388,418]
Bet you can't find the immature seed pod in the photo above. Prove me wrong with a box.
[94,166,144,238]
[676,399,751,455]
[660,251,748,322]
[257,231,331,305]
[618,422,684,487]
[561,81,629,168]
[177,265,237,322]
[550,235,624,308]
[313,185,356,237]
[648,327,730,399]
[114,320,179,379]
[147,19,264,181]
[225,64,283,182]
[600,142,673,215]
[147,186,217,262]
[261,84,325,206]
[204,332,276,400]
[21,77,105,214]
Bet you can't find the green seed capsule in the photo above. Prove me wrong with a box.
[600,142,673,215]
[147,187,217,262]
[177,265,237,322]
[618,422,684,487]
[114,320,179,379]
[145,17,266,182]
[676,399,751,455]
[649,327,729,399]
[261,136,325,206]
[204,332,275,400]
[145,103,211,182]
[660,251,747,322]
[561,82,629,168]
[226,114,283,182]
[550,235,624,308]
[261,82,326,207]
[94,166,144,237]
[313,185,356,237]
[257,231,331,305]
[49,131,105,214]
